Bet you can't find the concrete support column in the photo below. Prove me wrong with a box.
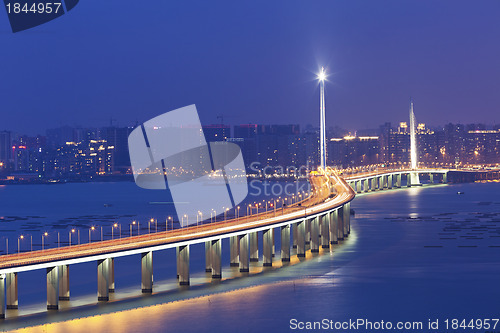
[58,264,70,301]
[176,246,179,278]
[0,275,5,319]
[305,219,311,245]
[337,206,345,240]
[321,214,330,248]
[46,266,59,310]
[443,172,447,183]
[429,173,434,184]
[292,223,297,249]
[239,234,249,272]
[388,174,393,189]
[397,174,402,188]
[97,258,110,301]
[108,258,115,293]
[249,231,259,262]
[371,177,376,191]
[205,241,212,272]
[272,228,275,257]
[211,239,222,279]
[344,202,351,236]
[310,217,319,253]
[364,179,369,192]
[407,173,412,187]
[141,252,153,293]
[296,220,306,257]
[6,273,18,309]
[378,176,384,190]
[229,236,239,267]
[263,229,273,267]
[329,209,338,244]
[281,225,291,262]
[177,245,190,286]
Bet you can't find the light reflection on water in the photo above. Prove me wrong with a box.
[4,182,500,333]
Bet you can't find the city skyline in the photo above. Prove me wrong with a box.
[2,1,500,135]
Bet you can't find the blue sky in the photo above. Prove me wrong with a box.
[1,0,500,135]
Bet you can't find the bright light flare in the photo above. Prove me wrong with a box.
[318,67,326,81]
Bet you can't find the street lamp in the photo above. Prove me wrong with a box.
[69,229,75,246]
[149,218,154,234]
[42,232,48,250]
[197,211,203,226]
[167,216,172,231]
[89,226,95,243]
[112,223,120,239]
[18,235,24,253]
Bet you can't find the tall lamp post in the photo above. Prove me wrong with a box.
[318,66,327,171]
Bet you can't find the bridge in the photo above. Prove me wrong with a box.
[0,169,355,318]
[2,165,498,319]
[344,168,449,192]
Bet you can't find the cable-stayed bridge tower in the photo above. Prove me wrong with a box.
[409,99,421,185]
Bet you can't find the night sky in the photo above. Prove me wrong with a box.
[1,0,500,135]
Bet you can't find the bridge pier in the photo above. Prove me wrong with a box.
[429,173,434,184]
[396,174,402,188]
[407,173,411,187]
[205,241,211,272]
[388,174,393,189]
[58,264,70,300]
[46,266,59,310]
[249,232,259,262]
[281,225,290,262]
[378,176,384,190]
[230,236,239,267]
[263,229,273,266]
[211,239,222,279]
[321,214,330,248]
[371,178,376,191]
[272,228,275,257]
[356,181,362,193]
[305,220,311,245]
[177,245,190,285]
[310,217,320,253]
[141,252,153,293]
[0,275,5,319]
[97,258,110,301]
[296,220,306,257]
[292,223,297,249]
[6,273,18,309]
[337,206,345,240]
[239,234,249,272]
[443,172,447,183]
[108,258,115,293]
[344,202,351,235]
[330,209,338,244]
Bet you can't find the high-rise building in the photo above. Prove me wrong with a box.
[0,131,12,170]
[328,136,380,168]
[100,126,133,173]
[202,124,230,142]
